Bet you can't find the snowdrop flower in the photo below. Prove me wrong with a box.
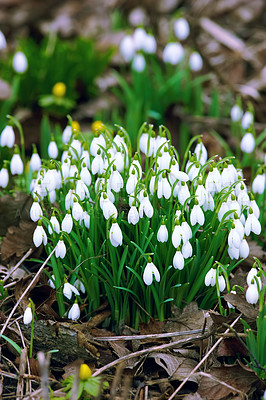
[81,211,90,229]
[0,30,7,50]
[55,239,66,259]
[239,238,249,258]
[126,169,138,194]
[177,182,190,205]
[228,224,241,249]
[68,301,80,321]
[43,169,56,192]
[189,52,203,71]
[69,139,82,159]
[132,54,146,72]
[10,147,23,175]
[227,289,236,309]
[13,51,28,73]
[181,218,192,240]
[218,275,226,292]
[109,166,123,192]
[203,192,214,212]
[62,125,72,144]
[221,163,235,188]
[233,216,244,239]
[33,222,47,247]
[186,161,200,181]
[30,147,41,172]
[23,305,33,325]
[63,282,80,300]
[132,27,147,51]
[245,209,261,236]
[252,172,265,194]
[101,194,118,220]
[80,164,92,186]
[109,220,123,247]
[0,125,15,148]
[205,165,221,195]
[174,17,190,40]
[0,165,9,188]
[48,215,60,234]
[76,179,89,201]
[157,148,172,171]
[139,193,153,218]
[218,202,229,221]
[230,104,243,122]
[65,189,74,210]
[237,186,250,208]
[195,181,208,206]
[240,133,255,153]
[143,258,160,285]
[91,151,104,175]
[241,111,253,129]
[173,248,184,270]
[143,34,157,54]
[249,198,260,219]
[48,139,58,159]
[72,199,83,222]
[190,200,205,226]
[90,134,106,157]
[139,133,155,157]
[81,148,90,169]
[162,42,184,65]
[74,279,85,294]
[245,283,259,304]
[205,268,216,286]
[30,199,43,222]
[194,141,207,165]
[172,221,188,248]
[228,244,239,260]
[227,194,241,217]
[120,35,135,62]
[61,213,73,233]
[128,203,139,225]
[157,221,168,242]
[157,173,171,199]
[182,241,193,258]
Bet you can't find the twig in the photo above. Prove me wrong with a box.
[168,314,242,400]
[92,331,212,377]
[37,352,51,400]
[16,347,27,400]
[0,248,56,337]
[3,248,33,283]
[93,329,202,341]
[15,321,31,393]
[110,361,125,399]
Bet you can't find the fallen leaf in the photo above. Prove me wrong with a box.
[110,340,137,369]
[217,338,249,358]
[223,293,259,319]
[0,193,33,236]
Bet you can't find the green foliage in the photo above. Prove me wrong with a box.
[61,375,109,399]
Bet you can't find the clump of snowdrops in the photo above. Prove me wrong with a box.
[0,118,264,329]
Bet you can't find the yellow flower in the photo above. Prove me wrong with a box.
[52,82,66,98]
[79,364,92,380]
[72,120,80,132]
[91,120,104,133]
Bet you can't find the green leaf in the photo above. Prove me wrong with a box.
[0,334,21,354]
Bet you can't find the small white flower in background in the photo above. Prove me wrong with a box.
[173,17,190,40]
[189,52,203,71]
[55,239,66,259]
[68,301,80,321]
[30,199,43,222]
[120,35,135,62]
[0,30,7,50]
[0,166,9,188]
[48,215,60,234]
[62,125,72,144]
[143,259,160,285]
[0,125,15,148]
[230,104,243,122]
[23,305,33,325]
[162,42,184,65]
[194,141,207,165]
[63,282,80,300]
[190,200,205,226]
[33,223,47,247]
[74,279,85,294]
[132,27,147,51]
[205,268,216,287]
[48,139,58,159]
[240,132,255,153]
[143,34,157,54]
[173,248,184,270]
[48,275,56,289]
[61,212,73,233]
[10,147,23,175]
[13,51,28,73]
[72,200,83,222]
[182,241,193,258]
[128,203,139,225]
[109,220,123,247]
[245,283,259,304]
[132,54,146,72]
[218,275,226,292]
[227,289,236,309]
[69,138,82,159]
[241,111,253,130]
[157,221,168,243]
[30,150,41,172]
[245,209,261,236]
[239,238,249,258]
[252,172,265,194]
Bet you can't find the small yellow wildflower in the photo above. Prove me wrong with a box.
[72,120,80,132]
[52,82,66,98]
[91,120,104,133]
[79,364,92,380]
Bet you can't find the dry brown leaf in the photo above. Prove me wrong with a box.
[217,338,249,358]
[183,393,205,400]
[110,340,137,369]
[223,293,259,319]
[0,193,33,236]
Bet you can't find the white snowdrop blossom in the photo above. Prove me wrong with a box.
[68,302,80,321]
[240,133,255,153]
[190,202,205,226]
[120,35,135,62]
[177,182,190,205]
[102,195,118,220]
[143,261,160,285]
[239,238,249,258]
[48,140,58,159]
[33,224,47,247]
[249,199,260,219]
[109,221,123,247]
[90,134,106,156]
[74,279,85,294]
[109,168,123,192]
[80,165,91,186]
[0,126,15,148]
[10,152,23,175]
[128,204,139,225]
[157,222,168,243]
[62,125,72,144]
[30,200,43,222]
[241,111,253,129]
[23,306,33,325]
[72,201,83,222]
[30,151,41,172]
[0,166,9,188]
[173,249,184,270]
[48,215,60,234]
[189,52,203,71]
[245,210,261,236]
[132,54,146,72]
[218,202,229,222]
[139,195,153,218]
[55,240,66,259]
[182,241,193,258]
[218,275,226,292]
[205,268,216,287]
[172,223,185,248]
[62,213,73,233]
[13,51,28,73]
[228,226,241,249]
[252,172,265,194]
[69,139,82,159]
[230,104,243,122]
[157,175,171,199]
[194,142,207,165]
[81,211,91,229]
[246,267,259,287]
[0,30,7,50]
[91,152,104,175]
[174,17,190,40]
[205,166,221,195]
[63,282,80,300]
[162,42,184,65]
[245,283,259,304]
[143,34,157,54]
[139,133,155,157]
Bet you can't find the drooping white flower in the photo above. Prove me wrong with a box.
[139,194,153,218]
[252,173,265,194]
[182,241,193,258]
[69,139,82,160]
[246,267,259,287]
[245,283,259,304]
[128,204,139,225]
[109,221,123,247]
[189,52,203,71]
[240,133,255,153]
[227,194,241,217]
[68,302,80,321]
[245,210,261,236]
[132,27,147,51]
[120,35,135,62]
[228,226,241,249]
[0,166,9,188]
[132,54,146,72]
[177,182,190,205]
[72,200,83,222]
[195,182,208,206]
[143,34,157,54]
[143,260,160,285]
[237,186,250,208]
[55,239,66,259]
[13,51,28,73]
[0,126,15,148]
[181,219,192,240]
[126,170,138,194]
[81,211,91,229]
[248,199,260,219]
[239,238,249,258]
[30,151,41,172]
[76,179,89,201]
[173,249,184,270]
[80,164,91,186]
[62,125,72,144]
[172,222,185,248]
[109,167,123,192]
[157,222,168,243]
[162,42,184,65]
[139,133,155,157]
[190,201,205,226]
[221,164,235,189]
[174,17,190,40]
[227,289,236,309]
[63,282,80,300]
[74,279,85,294]
[90,134,106,157]
[30,200,43,222]
[157,175,171,199]
[241,111,253,129]
[228,244,239,260]
[218,202,229,222]
[157,147,171,171]
[0,30,7,50]
[91,152,104,175]
[48,140,58,159]
[101,194,118,220]
[205,166,221,195]
[62,212,73,233]
[10,151,23,175]
[205,268,216,286]
[194,141,207,165]
[230,104,243,122]
[203,192,214,212]
[218,275,226,292]
[33,224,47,247]
[23,306,33,325]
[48,215,60,234]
